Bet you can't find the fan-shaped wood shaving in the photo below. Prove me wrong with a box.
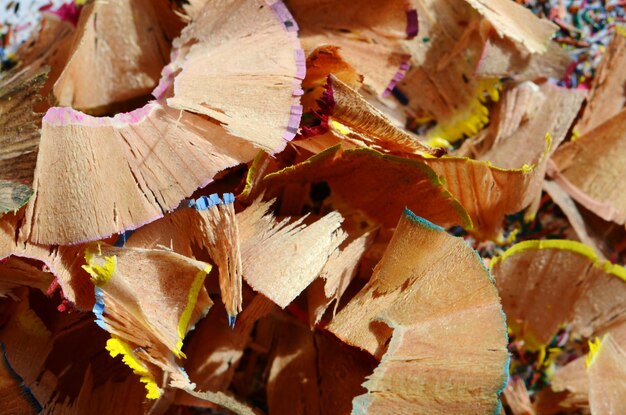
[238,200,347,308]
[53,0,181,113]
[464,0,557,54]
[23,103,256,245]
[550,108,626,225]
[168,0,304,154]
[550,320,626,409]
[296,84,551,239]
[422,154,542,239]
[461,81,584,220]
[126,197,348,310]
[83,242,213,398]
[472,83,584,168]
[477,36,570,81]
[189,194,243,319]
[265,145,470,230]
[327,209,508,413]
[492,240,626,349]
[0,212,93,309]
[575,30,626,135]
[286,0,410,96]
[322,75,442,157]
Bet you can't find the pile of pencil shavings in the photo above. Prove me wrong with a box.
[1,0,626,414]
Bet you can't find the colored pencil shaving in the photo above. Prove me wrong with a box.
[1,1,626,414]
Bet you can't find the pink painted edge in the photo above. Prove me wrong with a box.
[152,49,180,100]
[43,102,157,127]
[40,2,82,27]
[44,44,179,128]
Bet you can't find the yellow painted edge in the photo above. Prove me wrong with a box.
[434,132,550,175]
[490,239,626,282]
[425,137,452,149]
[586,336,603,368]
[430,109,552,180]
[175,265,212,358]
[264,144,341,182]
[488,131,550,174]
[536,345,547,369]
[106,337,160,399]
[522,133,553,223]
[240,150,266,199]
[496,227,519,246]
[329,119,351,135]
[426,78,501,143]
[436,155,536,174]
[543,132,553,159]
[82,243,117,286]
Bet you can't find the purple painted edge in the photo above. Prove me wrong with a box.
[300,75,335,138]
[267,0,306,149]
[382,55,411,98]
[406,9,419,39]
[270,0,299,32]
[379,9,417,97]
[295,48,306,80]
[282,104,304,140]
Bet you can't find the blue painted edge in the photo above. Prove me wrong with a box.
[228,315,237,330]
[402,207,445,232]
[404,207,510,412]
[93,287,107,330]
[493,353,512,415]
[113,229,135,247]
[187,193,235,211]
[473,249,510,410]
[179,366,191,383]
